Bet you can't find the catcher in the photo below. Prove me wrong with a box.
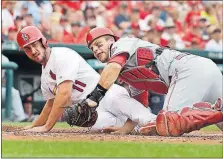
[80,27,223,136]
[16,26,157,134]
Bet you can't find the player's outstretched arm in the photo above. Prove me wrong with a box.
[99,62,122,89]
[23,81,73,133]
[32,98,54,127]
[44,80,73,131]
[23,98,54,130]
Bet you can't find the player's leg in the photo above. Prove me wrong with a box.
[163,57,222,111]
[207,59,223,131]
[157,57,223,136]
[91,109,127,133]
[101,84,157,135]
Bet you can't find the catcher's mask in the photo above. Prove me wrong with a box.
[86,27,119,48]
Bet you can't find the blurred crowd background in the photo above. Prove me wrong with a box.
[2,1,223,51]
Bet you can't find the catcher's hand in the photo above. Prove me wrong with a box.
[82,84,108,108]
[62,102,98,127]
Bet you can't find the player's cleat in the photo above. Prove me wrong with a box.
[213,98,223,131]
[139,122,158,135]
[156,99,223,137]
[212,98,223,111]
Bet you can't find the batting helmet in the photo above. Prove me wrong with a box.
[86,27,119,48]
[17,26,47,49]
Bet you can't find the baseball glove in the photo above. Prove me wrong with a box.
[62,101,98,127]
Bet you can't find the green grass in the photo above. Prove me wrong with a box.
[200,124,221,132]
[2,140,222,157]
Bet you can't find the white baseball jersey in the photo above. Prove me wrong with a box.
[41,47,100,104]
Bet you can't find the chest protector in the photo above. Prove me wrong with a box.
[119,47,168,94]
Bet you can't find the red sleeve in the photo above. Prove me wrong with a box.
[107,53,129,67]
[133,91,149,108]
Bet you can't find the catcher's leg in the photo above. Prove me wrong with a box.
[156,98,223,137]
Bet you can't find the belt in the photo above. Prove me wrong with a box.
[145,47,167,74]
[155,47,165,55]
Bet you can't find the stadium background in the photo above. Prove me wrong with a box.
[2,1,223,119]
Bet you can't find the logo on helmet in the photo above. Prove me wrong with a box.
[21,33,29,41]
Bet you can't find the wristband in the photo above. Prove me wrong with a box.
[96,84,107,96]
[87,84,108,104]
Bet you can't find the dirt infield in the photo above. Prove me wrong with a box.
[2,125,223,144]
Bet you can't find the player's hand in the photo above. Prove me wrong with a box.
[22,125,33,130]
[23,125,49,133]
[81,84,108,108]
[102,126,130,135]
[81,98,98,108]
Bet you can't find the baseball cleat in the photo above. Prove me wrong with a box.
[212,98,223,111]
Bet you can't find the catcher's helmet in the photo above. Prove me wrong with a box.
[17,26,47,49]
[86,27,119,48]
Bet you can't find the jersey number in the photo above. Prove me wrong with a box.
[73,80,86,92]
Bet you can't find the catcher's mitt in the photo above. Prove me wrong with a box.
[62,101,98,127]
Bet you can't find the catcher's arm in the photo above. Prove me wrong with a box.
[80,53,128,108]
[99,62,122,89]
[98,53,128,89]
[83,62,122,108]
[44,80,73,131]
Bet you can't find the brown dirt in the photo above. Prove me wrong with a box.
[2,125,223,145]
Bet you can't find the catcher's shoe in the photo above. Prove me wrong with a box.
[156,99,223,137]
[139,122,158,135]
[212,98,223,111]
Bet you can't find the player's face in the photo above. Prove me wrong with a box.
[23,40,47,65]
[89,37,110,63]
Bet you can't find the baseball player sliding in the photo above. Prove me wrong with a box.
[79,27,223,136]
[16,26,157,134]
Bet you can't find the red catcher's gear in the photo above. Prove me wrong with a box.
[156,98,223,136]
[17,26,47,49]
[86,27,119,47]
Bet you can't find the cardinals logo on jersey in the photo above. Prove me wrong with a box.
[50,70,56,80]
